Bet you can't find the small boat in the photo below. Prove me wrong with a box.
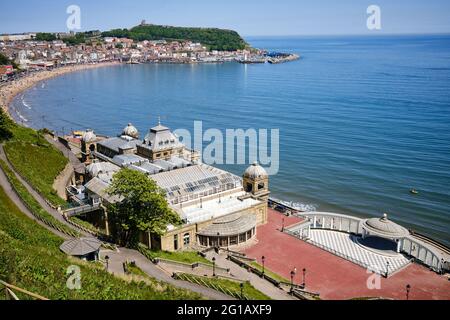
[410,189,419,195]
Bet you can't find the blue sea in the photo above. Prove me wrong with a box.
[10,35,450,246]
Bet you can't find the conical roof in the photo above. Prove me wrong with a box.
[60,237,102,256]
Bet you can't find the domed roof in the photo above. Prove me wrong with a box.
[122,123,139,139]
[362,214,410,239]
[244,162,268,179]
[82,129,97,143]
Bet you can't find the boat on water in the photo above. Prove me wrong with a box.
[410,189,419,195]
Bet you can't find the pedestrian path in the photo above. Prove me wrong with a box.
[204,251,295,300]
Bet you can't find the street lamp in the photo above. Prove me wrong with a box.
[386,261,390,278]
[290,268,297,294]
[302,268,306,289]
[105,255,110,271]
[282,218,285,232]
[406,284,411,300]
[261,256,266,277]
[212,257,216,277]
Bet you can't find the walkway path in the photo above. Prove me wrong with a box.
[0,144,90,237]
[0,143,233,300]
[101,247,233,300]
[204,251,295,300]
[0,151,70,240]
[244,209,450,300]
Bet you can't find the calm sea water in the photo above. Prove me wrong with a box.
[10,35,450,246]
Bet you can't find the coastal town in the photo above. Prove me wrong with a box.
[0,29,299,82]
[0,25,448,304]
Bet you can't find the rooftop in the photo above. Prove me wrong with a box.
[362,214,410,239]
[181,191,261,224]
[198,213,257,237]
[60,237,102,256]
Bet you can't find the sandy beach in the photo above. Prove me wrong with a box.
[0,61,120,117]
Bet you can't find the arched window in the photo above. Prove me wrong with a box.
[183,233,190,246]
[258,183,265,190]
[246,183,253,192]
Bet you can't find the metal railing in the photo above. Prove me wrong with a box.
[284,229,411,277]
[63,203,101,217]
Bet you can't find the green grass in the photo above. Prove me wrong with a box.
[69,216,104,235]
[0,185,202,300]
[138,244,212,266]
[0,159,79,238]
[250,261,290,283]
[175,273,270,300]
[3,125,68,207]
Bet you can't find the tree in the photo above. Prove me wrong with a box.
[0,109,14,142]
[106,168,181,247]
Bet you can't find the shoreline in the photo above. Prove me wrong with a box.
[0,61,121,118]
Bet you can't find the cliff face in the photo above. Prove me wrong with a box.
[102,24,248,51]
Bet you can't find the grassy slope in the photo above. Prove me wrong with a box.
[3,125,67,207]
[139,244,212,266]
[0,159,78,237]
[0,186,202,300]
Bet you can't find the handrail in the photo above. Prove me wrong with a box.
[0,280,49,300]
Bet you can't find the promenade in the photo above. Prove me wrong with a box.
[243,209,450,300]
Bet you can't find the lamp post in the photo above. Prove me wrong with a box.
[406,284,411,300]
[386,261,390,278]
[261,256,266,277]
[240,282,244,300]
[302,268,306,289]
[212,257,216,277]
[282,218,285,232]
[105,255,110,271]
[290,268,297,294]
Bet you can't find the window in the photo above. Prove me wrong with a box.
[199,236,208,247]
[258,183,265,190]
[246,183,253,192]
[174,235,178,251]
[183,233,190,246]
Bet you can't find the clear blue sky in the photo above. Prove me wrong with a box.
[1,0,449,36]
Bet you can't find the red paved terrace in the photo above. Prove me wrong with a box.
[243,209,450,300]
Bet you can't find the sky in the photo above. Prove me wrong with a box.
[1,0,450,36]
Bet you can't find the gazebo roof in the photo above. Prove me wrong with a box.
[362,214,410,239]
[60,237,102,256]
